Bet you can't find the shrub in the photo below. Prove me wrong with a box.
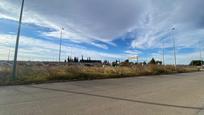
[0,63,198,85]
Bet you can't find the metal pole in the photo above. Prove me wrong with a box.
[8,45,11,62]
[172,28,177,70]
[162,41,165,65]
[199,41,203,67]
[137,56,139,64]
[58,27,63,63]
[12,0,24,79]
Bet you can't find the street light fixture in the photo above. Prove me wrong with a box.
[12,0,25,80]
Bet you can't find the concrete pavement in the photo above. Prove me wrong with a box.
[1,72,204,115]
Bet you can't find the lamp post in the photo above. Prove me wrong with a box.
[12,0,24,80]
[162,41,165,65]
[58,27,64,63]
[172,27,177,70]
[8,44,11,62]
[199,41,203,67]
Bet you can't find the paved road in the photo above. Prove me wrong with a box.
[1,72,204,115]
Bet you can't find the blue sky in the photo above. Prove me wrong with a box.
[0,0,204,64]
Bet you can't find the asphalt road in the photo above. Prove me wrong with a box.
[1,72,204,115]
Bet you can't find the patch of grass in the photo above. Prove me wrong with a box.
[0,64,199,85]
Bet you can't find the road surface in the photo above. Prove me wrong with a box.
[1,72,204,115]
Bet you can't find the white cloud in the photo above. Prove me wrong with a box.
[1,0,204,49]
[125,50,141,55]
[1,0,204,64]
[147,49,204,65]
[129,0,204,49]
[0,0,146,42]
[0,34,125,61]
[90,42,108,50]
[0,33,202,64]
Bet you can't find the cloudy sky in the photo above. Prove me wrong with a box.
[0,0,204,64]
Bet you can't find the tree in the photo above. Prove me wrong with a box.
[148,58,156,64]
[103,60,110,65]
[74,57,78,62]
[124,59,129,63]
[190,60,204,66]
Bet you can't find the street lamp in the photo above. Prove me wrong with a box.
[58,27,64,63]
[12,0,25,79]
[172,27,177,70]
[162,41,165,65]
[7,44,11,62]
[199,41,203,67]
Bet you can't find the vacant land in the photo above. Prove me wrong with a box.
[0,62,199,85]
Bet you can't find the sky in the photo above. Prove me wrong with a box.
[0,0,204,64]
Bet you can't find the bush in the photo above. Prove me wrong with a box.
[0,63,198,85]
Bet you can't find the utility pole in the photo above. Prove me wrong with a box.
[58,27,64,63]
[172,27,177,70]
[12,0,24,80]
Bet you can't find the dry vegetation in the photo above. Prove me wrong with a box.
[0,63,199,85]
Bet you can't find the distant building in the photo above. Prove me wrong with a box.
[189,60,204,66]
[80,57,102,66]
[80,59,102,63]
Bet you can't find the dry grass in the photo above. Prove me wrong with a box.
[0,64,199,85]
